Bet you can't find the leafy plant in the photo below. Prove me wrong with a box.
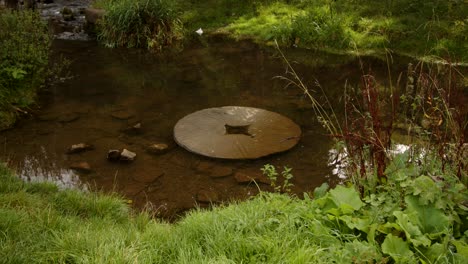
[261,164,294,193]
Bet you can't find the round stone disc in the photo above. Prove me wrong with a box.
[174,106,301,159]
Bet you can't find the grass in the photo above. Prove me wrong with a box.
[95,0,183,51]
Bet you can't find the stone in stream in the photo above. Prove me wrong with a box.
[122,122,143,135]
[195,161,233,178]
[234,172,270,185]
[146,143,170,155]
[111,110,135,120]
[133,171,164,183]
[67,143,94,154]
[69,162,92,173]
[196,190,219,203]
[120,149,137,161]
[37,113,58,122]
[62,7,75,21]
[107,149,137,162]
[107,149,121,162]
[58,113,80,123]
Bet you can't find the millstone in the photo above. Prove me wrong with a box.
[173,106,301,159]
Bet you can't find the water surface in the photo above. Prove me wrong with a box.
[0,39,406,218]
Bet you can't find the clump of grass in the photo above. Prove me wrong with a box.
[97,0,183,51]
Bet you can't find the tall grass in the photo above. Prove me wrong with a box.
[97,0,183,51]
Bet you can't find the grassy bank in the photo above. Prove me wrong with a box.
[1,152,467,263]
[95,0,467,62]
[0,9,52,130]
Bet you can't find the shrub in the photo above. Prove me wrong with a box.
[0,9,52,129]
[97,0,183,51]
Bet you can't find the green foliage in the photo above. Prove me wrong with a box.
[0,9,52,129]
[97,0,183,51]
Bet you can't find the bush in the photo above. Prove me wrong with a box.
[0,9,52,129]
[97,0,183,51]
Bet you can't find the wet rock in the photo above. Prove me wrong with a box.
[133,171,164,183]
[84,8,105,24]
[120,149,137,162]
[234,172,270,184]
[107,149,121,162]
[111,110,135,120]
[58,113,80,123]
[209,166,233,178]
[62,7,75,21]
[196,161,214,171]
[122,122,143,135]
[36,129,52,135]
[196,190,219,203]
[67,143,94,154]
[69,161,92,173]
[146,143,169,155]
[37,113,58,122]
[195,161,233,178]
[234,172,254,183]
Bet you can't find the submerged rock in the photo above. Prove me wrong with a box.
[195,161,233,178]
[67,143,94,154]
[111,110,135,120]
[133,171,164,183]
[122,122,143,135]
[108,149,137,162]
[107,149,121,162]
[234,172,270,184]
[62,7,75,21]
[196,190,219,203]
[69,161,92,173]
[58,113,80,123]
[146,143,169,155]
[37,113,59,122]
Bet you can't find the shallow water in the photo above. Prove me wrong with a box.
[0,38,407,219]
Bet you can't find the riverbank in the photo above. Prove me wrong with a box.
[94,0,467,63]
[1,152,467,263]
[185,0,467,63]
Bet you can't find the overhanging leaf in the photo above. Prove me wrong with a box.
[339,215,372,233]
[394,211,431,247]
[381,234,413,261]
[412,176,439,205]
[405,196,450,235]
[423,243,446,263]
[329,185,364,212]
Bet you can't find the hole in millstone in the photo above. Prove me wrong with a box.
[224,124,253,137]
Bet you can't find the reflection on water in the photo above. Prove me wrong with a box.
[18,147,87,190]
[328,143,412,180]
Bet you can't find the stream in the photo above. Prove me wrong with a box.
[0,37,410,219]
